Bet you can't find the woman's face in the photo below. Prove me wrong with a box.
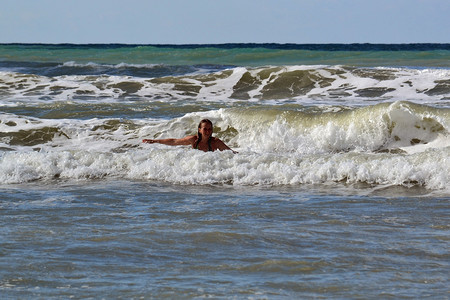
[198,122,213,138]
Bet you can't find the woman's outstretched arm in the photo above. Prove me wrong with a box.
[142,135,196,146]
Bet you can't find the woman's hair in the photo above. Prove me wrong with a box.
[198,119,213,132]
[194,119,213,148]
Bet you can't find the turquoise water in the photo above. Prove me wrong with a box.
[0,44,449,298]
[1,43,450,67]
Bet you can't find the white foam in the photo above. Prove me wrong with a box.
[1,66,449,107]
[399,134,450,154]
[1,101,448,189]
[2,101,448,154]
[1,146,448,191]
[61,61,162,69]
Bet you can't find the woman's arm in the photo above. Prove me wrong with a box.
[143,135,196,146]
[213,138,238,153]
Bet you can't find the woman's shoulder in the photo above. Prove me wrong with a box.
[210,137,230,149]
[210,136,222,143]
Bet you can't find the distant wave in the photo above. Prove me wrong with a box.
[1,65,449,105]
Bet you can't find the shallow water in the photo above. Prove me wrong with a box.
[0,180,448,298]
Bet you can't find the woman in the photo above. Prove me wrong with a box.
[143,119,236,153]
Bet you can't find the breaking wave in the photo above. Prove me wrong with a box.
[1,65,449,106]
[1,101,449,189]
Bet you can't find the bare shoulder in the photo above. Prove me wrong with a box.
[210,137,223,144]
[211,137,232,151]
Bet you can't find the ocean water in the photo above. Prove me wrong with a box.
[0,43,449,298]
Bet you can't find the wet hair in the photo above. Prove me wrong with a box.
[194,119,213,149]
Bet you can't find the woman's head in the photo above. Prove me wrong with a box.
[197,119,213,139]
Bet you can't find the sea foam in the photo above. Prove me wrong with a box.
[1,145,448,190]
[1,65,449,106]
[1,102,448,189]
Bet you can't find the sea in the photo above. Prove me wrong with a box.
[0,43,449,299]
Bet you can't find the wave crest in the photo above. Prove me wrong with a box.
[1,66,449,106]
[1,102,448,189]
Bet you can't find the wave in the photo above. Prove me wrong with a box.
[1,145,448,190]
[1,102,449,189]
[1,65,449,106]
[0,61,218,78]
